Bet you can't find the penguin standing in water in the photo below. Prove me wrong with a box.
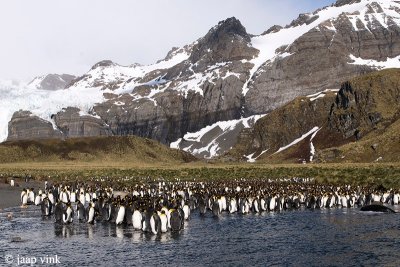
[28,188,35,204]
[34,194,42,206]
[21,189,28,206]
[63,202,74,224]
[76,200,86,222]
[79,192,86,206]
[142,207,153,233]
[116,201,126,225]
[54,200,64,223]
[183,202,190,220]
[87,202,96,224]
[159,210,168,233]
[109,201,118,223]
[125,202,133,225]
[169,209,182,232]
[150,212,162,235]
[198,197,207,215]
[212,200,220,217]
[177,207,185,229]
[132,209,143,230]
[41,197,52,216]
[102,201,111,222]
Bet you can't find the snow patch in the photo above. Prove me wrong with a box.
[245,149,269,163]
[171,115,266,158]
[307,89,340,101]
[274,127,320,154]
[349,54,400,69]
[309,127,321,162]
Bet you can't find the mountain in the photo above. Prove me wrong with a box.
[28,74,76,90]
[227,68,400,163]
[2,0,400,160]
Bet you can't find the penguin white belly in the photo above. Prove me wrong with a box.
[70,192,76,203]
[245,201,250,213]
[63,207,73,223]
[62,193,68,204]
[160,214,168,233]
[85,193,91,203]
[79,195,86,206]
[269,198,276,211]
[394,194,399,205]
[29,192,35,203]
[34,195,41,206]
[260,199,266,211]
[22,194,28,205]
[48,194,54,205]
[221,197,227,211]
[218,199,223,213]
[341,197,348,208]
[229,199,236,213]
[132,210,142,230]
[183,205,190,220]
[254,200,259,213]
[87,207,95,223]
[116,206,126,225]
[45,205,50,216]
[150,216,157,235]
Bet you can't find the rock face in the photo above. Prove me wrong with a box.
[5,0,400,154]
[91,17,258,144]
[229,69,400,163]
[329,69,400,139]
[54,107,113,138]
[28,74,76,90]
[7,111,62,141]
[244,1,400,115]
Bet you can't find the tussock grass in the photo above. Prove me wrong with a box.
[1,162,399,188]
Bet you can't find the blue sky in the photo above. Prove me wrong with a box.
[0,0,335,80]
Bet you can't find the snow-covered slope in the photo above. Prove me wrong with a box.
[170,115,265,158]
[242,0,400,96]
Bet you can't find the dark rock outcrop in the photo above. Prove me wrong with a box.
[54,107,113,138]
[329,69,400,139]
[7,111,62,141]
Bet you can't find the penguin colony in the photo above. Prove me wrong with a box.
[20,178,400,234]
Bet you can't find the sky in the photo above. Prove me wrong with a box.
[0,0,335,81]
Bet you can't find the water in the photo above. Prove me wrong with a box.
[1,206,400,266]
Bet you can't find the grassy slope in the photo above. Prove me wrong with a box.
[0,136,195,165]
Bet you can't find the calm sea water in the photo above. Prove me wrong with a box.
[1,206,400,266]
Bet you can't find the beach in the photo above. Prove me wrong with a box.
[0,178,43,210]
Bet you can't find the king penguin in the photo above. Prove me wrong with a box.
[160,210,168,233]
[63,202,74,224]
[116,202,126,225]
[150,212,162,235]
[76,200,86,222]
[132,209,143,230]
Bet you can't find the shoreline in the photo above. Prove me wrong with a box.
[0,178,43,210]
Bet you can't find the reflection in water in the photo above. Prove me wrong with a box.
[1,205,400,266]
